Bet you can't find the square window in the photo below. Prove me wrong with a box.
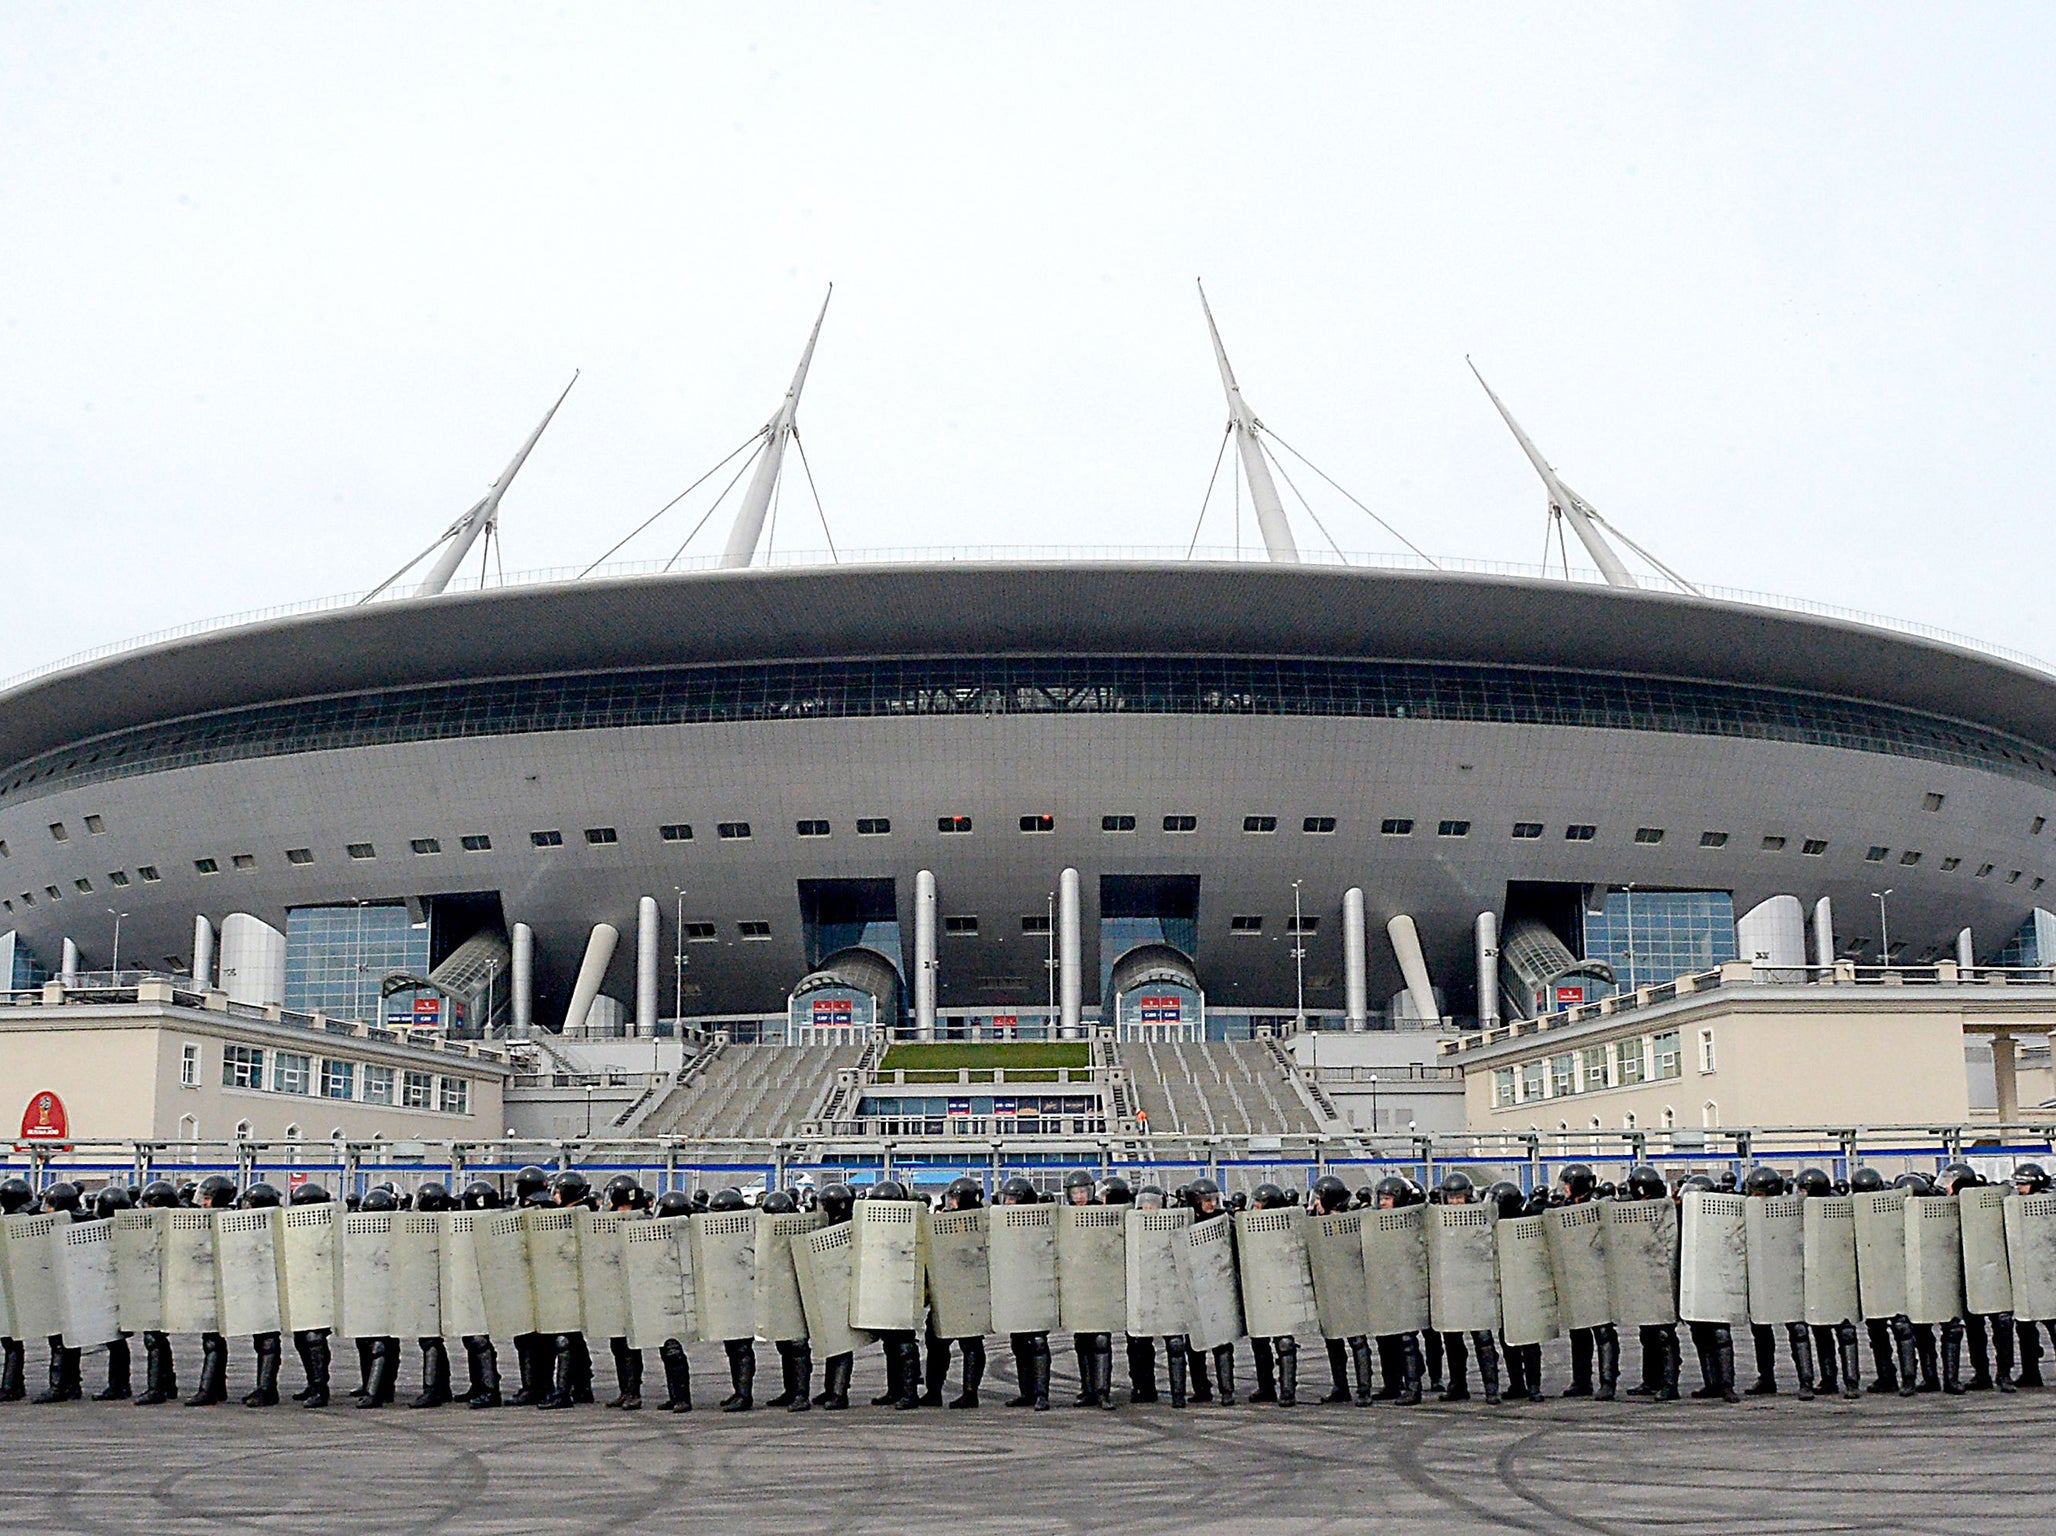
[1018,814,1054,833]
[738,920,772,939]
[2008,870,2023,884]
[1163,815,1198,833]
[1634,827,1664,844]
[84,815,104,835]
[286,848,314,865]
[1941,857,1961,871]
[72,877,92,894]
[659,824,694,842]
[1287,915,1319,934]
[1021,914,1052,934]
[1242,815,1278,834]
[1438,820,1471,838]
[531,830,564,848]
[1381,818,1414,836]
[460,834,492,851]
[44,885,60,901]
[1976,863,1995,878]
[1762,835,1788,852]
[138,866,160,883]
[1699,830,1729,848]
[410,838,441,856]
[1922,792,1946,812]
[1302,816,1337,834]
[943,915,980,935]
[222,1044,264,1089]
[346,843,376,860]
[1865,846,1889,863]
[1100,815,1136,833]
[1565,824,1596,842]
[439,1077,469,1114]
[321,1060,355,1100]
[273,1051,310,1095]
[584,827,618,845]
[1802,838,1829,856]
[362,1066,394,1105]
[937,816,973,834]
[107,871,130,888]
[231,853,256,870]
[194,857,220,875]
[402,1070,433,1110]
[2034,817,2048,836]
[1230,915,1264,933]
[684,921,717,941]
[1511,822,1543,840]
[48,822,68,842]
[1899,851,1922,866]
[856,818,891,836]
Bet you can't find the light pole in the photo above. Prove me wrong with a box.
[481,960,496,1040]
[1872,889,1894,967]
[583,1083,595,1138]
[107,909,127,979]
[1045,890,1056,1036]
[1291,880,1307,1036]
[1369,1072,1379,1135]
[1622,883,1636,992]
[673,887,688,1032]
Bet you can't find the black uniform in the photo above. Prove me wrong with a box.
[283,1181,336,1408]
[808,1184,856,1410]
[1550,1167,1619,1402]
[29,1182,86,1403]
[1430,1174,1499,1405]
[184,1174,240,1406]
[1790,1168,1862,1400]
[921,1178,987,1410]
[997,1177,1053,1411]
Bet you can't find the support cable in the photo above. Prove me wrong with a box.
[664,445,764,571]
[791,427,839,564]
[1184,423,1234,559]
[1257,426,1440,568]
[577,430,767,578]
[1260,439,1348,561]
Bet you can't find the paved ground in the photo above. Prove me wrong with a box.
[3,1337,2049,1534]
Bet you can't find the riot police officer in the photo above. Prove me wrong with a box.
[753,1188,813,1413]
[1307,1176,1371,1406]
[1848,1167,1916,1394]
[1614,1165,1680,1402]
[1181,1178,1237,1406]
[1243,1184,1301,1407]
[1431,1172,1500,1405]
[1676,1174,1740,1403]
[1937,1163,2014,1392]
[922,1176,987,1409]
[703,1187,758,1412]
[1485,1181,1544,1402]
[28,1182,86,1404]
[0,1175,29,1401]
[862,1181,924,1411]
[1125,1183,1195,1408]
[2010,1164,2056,1386]
[1364,1175,1427,1406]
[284,1182,336,1408]
[353,1185,403,1408]
[537,1169,597,1410]
[181,1174,240,1405]
[1553,1164,1619,1402]
[1893,1172,1947,1394]
[81,1184,135,1401]
[228,1182,288,1408]
[643,1189,693,1411]
[453,1180,505,1407]
[808,1183,856,1410]
[1738,1166,1814,1399]
[1789,1167,1861,1399]
[407,1181,458,1408]
[586,1175,646,1411]
[1059,1170,1117,1410]
[129,1179,183,1405]
[505,1165,553,1407]
[997,1176,1053,1411]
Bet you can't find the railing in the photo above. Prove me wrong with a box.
[4,544,2048,697]
[1314,1063,1464,1083]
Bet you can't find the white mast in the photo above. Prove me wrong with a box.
[719,286,832,570]
[1468,360,1638,589]
[1198,281,1299,564]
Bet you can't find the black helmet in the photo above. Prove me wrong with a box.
[1938,1162,1981,1193]
[603,1173,642,1209]
[1228,1190,1248,1212]
[93,1184,133,1219]
[1680,1174,1716,1193]
[1187,1178,1222,1213]
[1558,1164,1597,1201]
[0,1176,32,1214]
[999,1176,1038,1206]
[1741,1166,1785,1198]
[139,1179,179,1209]
[290,1182,333,1206]
[1252,1182,1290,1210]
[1135,1184,1166,1210]
[761,1189,797,1214]
[654,1190,693,1219]
[869,1180,909,1202]
[1373,1175,1414,1208]
[40,1181,83,1214]
[2014,1163,2050,1194]
[1310,1175,1349,1213]
[1849,1167,1887,1193]
[708,1187,747,1212]
[1486,1181,1526,1219]
[459,1180,500,1210]
[818,1183,855,1223]
[1793,1167,1834,1198]
[551,1170,592,1204]
[196,1174,238,1209]
[1894,1171,1935,1195]
[415,1181,455,1212]
[513,1165,550,1202]
[238,1182,282,1209]
[1523,1187,1550,1216]
[944,1176,984,1210]
[1624,1166,1667,1201]
[1436,1170,1476,1203]
[360,1185,400,1212]
[1062,1170,1097,1205]
[1095,1176,1131,1206]
[1715,1170,1738,1193]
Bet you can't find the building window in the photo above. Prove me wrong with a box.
[138,866,160,882]
[1899,851,1922,866]
[273,1052,311,1095]
[1923,792,1946,812]
[194,858,220,875]
[1703,1100,1719,1128]
[1579,1044,1609,1092]
[1287,915,1319,934]
[1302,816,1337,834]
[1520,1060,1546,1102]
[1493,1068,1515,1109]
[937,816,973,834]
[943,915,979,935]
[362,1065,394,1105]
[684,921,717,941]
[223,1044,264,1089]
[585,827,618,845]
[1652,1030,1682,1080]
[1865,846,1889,863]
[1622,1112,1637,1131]
[1380,818,1414,836]
[234,1119,253,1141]
[796,819,832,838]
[738,920,772,939]
[1021,914,1052,934]
[1976,863,1995,878]
[1697,1028,1716,1074]
[73,878,92,894]
[659,824,693,843]
[1634,827,1664,845]
[1699,830,1729,848]
[438,1077,469,1114]
[410,838,441,856]
[84,815,104,834]
[856,818,891,836]
[1229,915,1264,934]
[1661,1106,1676,1130]
[1242,815,1277,834]
[1802,838,1829,856]
[346,843,376,860]
[531,830,563,848]
[321,1060,355,1100]
[286,848,315,865]
[44,885,60,901]
[48,822,68,842]
[180,1042,201,1087]
[1512,822,1543,840]
[402,1071,433,1110]
[1565,824,1596,841]
[1438,820,1471,838]
[1100,815,1136,833]
[1019,815,1054,834]
[1762,835,1788,852]
[1617,1038,1646,1086]
[179,1114,198,1141]
[1550,1054,1575,1098]
[460,834,492,851]
[1163,815,1198,833]
[107,871,130,887]
[1941,857,1961,871]
[2008,870,2024,884]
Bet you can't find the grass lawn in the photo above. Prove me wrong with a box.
[879,1042,1092,1073]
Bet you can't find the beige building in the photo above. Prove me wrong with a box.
[0,980,508,1149]
[1446,961,2056,1133]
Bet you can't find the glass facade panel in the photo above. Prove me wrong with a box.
[1580,1044,1610,1091]
[362,1065,394,1105]
[272,1052,310,1094]
[223,1044,263,1089]
[438,1077,468,1114]
[1550,1054,1575,1098]
[284,903,430,1025]
[1494,1068,1515,1108]
[402,1070,433,1109]
[1582,888,1738,990]
[1520,1060,1546,1101]
[1652,1030,1683,1079]
[321,1060,355,1100]
[1617,1038,1646,1086]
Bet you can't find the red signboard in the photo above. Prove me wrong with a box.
[1554,985,1585,1006]
[812,998,853,1025]
[20,1090,68,1140]
[1139,994,1183,1022]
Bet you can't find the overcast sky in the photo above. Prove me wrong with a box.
[3,4,2053,680]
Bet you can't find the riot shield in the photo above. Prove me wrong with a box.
[1602,1198,1678,1327]
[1853,1188,1908,1320]
[390,1213,442,1340]
[1427,1203,1499,1334]
[215,1208,285,1337]
[1678,1191,1750,1326]
[161,1208,220,1334]
[1802,1195,1860,1327]
[1743,1195,1805,1326]
[794,1221,876,1358]
[112,1208,166,1334]
[926,1208,993,1342]
[0,1217,11,1338]
[279,1203,340,1334]
[691,1209,758,1341]
[2004,1193,2056,1322]
[624,1215,697,1350]
[988,1203,1059,1336]
[524,1208,583,1335]
[58,1219,122,1348]
[756,1210,824,1343]
[477,1210,536,1339]
[0,1214,61,1341]
[1124,1208,1195,1339]
[340,1211,396,1339]
[1361,1203,1431,1338]
[1903,1196,1964,1325]
[1307,1209,1370,1342]
[438,1212,490,1341]
[1181,1214,1245,1352]
[577,1212,628,1341]
[850,1200,925,1333]
[1495,1213,1560,1347]
[1959,1185,2013,1318]
[1543,1202,1611,1331]
[1056,1205,1128,1335]
[1236,1208,1317,1340]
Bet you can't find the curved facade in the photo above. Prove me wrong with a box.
[1,561,2053,1029]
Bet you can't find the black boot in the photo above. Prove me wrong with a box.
[241,1334,281,1407]
[1397,1334,1424,1406]
[1713,1326,1741,1403]
[1439,1333,1470,1402]
[410,1338,453,1408]
[1275,1337,1298,1406]
[1790,1323,1816,1402]
[1656,1328,1680,1402]
[463,1338,501,1408]
[1188,1342,1213,1404]
[1866,1320,1901,1393]
[134,1333,174,1406]
[1249,1336,1277,1403]
[1994,1313,2018,1393]
[786,1342,813,1412]
[507,1335,542,1406]
[766,1342,801,1409]
[95,1337,133,1401]
[1096,1335,1118,1409]
[290,1334,317,1401]
[1564,1328,1595,1397]
[1503,1339,1529,1400]
[1915,1325,1941,1393]
[819,1352,852,1410]
[1747,1324,1778,1395]
[1211,1343,1236,1406]
[1424,1328,1444,1390]
[1689,1325,1721,1399]
[0,1338,26,1402]
[1072,1335,1095,1407]
[893,1338,923,1410]
[1476,1332,1501,1406]
[358,1337,398,1408]
[1128,1336,1158,1403]
[612,1341,643,1410]
[1166,1337,1188,1408]
[1894,1319,1919,1398]
[536,1334,576,1410]
[185,1333,228,1406]
[921,1336,950,1407]
[33,1340,82,1404]
[873,1334,906,1407]
[1322,1339,1352,1404]
[1522,1343,1546,1401]
[1838,1325,1862,1400]
[1006,1335,1038,1407]
[952,1338,983,1409]
[352,1336,376,1399]
[1351,1338,1376,1406]
[301,1333,330,1408]
[719,1338,754,1411]
[1031,1335,1052,1411]
[657,1341,692,1412]
[1942,1323,1965,1395]
[1595,1326,1620,1402]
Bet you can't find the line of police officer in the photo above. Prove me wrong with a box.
[3,1159,2050,1410]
